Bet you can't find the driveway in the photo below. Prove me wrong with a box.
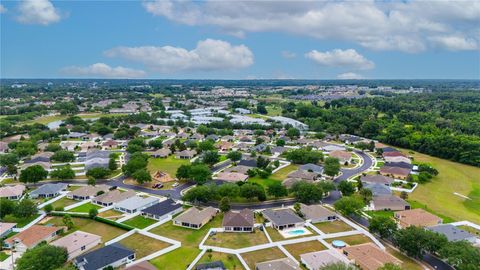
[335,150,374,182]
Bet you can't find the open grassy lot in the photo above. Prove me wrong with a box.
[283,240,327,260]
[386,246,423,270]
[68,202,102,213]
[196,251,245,270]
[405,150,480,224]
[119,233,170,259]
[314,220,353,233]
[458,225,480,237]
[205,229,269,249]
[364,210,394,220]
[47,197,77,210]
[266,105,282,116]
[97,209,123,220]
[265,226,315,242]
[2,214,40,228]
[248,164,299,190]
[122,215,157,229]
[44,216,127,242]
[147,156,190,178]
[0,251,9,262]
[326,234,371,246]
[149,214,223,270]
[241,247,286,269]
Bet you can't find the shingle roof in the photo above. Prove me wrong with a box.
[4,225,65,248]
[299,164,324,174]
[255,258,299,270]
[300,204,336,220]
[115,196,159,210]
[222,209,254,227]
[141,198,182,216]
[173,207,217,225]
[74,243,134,270]
[262,208,303,227]
[0,185,25,198]
[344,243,401,270]
[427,224,476,242]
[30,183,67,196]
[361,175,395,185]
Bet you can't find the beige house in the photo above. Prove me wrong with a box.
[343,243,401,270]
[329,150,352,164]
[92,189,136,206]
[3,225,65,252]
[67,185,110,200]
[300,204,337,223]
[0,185,25,200]
[51,231,101,260]
[173,207,218,229]
[395,209,442,228]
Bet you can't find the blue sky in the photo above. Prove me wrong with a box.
[1,0,479,79]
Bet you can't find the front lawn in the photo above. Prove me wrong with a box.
[314,220,353,233]
[326,234,371,246]
[147,156,190,178]
[265,226,315,242]
[241,247,286,269]
[44,216,127,242]
[119,233,170,259]
[196,251,245,270]
[2,214,40,228]
[283,240,327,260]
[149,214,223,270]
[0,251,9,262]
[204,229,268,249]
[122,215,157,229]
[68,202,102,213]
[364,210,394,220]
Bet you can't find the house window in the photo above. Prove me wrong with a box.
[81,246,85,251]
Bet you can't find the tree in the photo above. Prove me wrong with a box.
[20,165,48,183]
[286,127,300,138]
[44,204,53,213]
[240,183,266,201]
[285,148,323,164]
[132,169,152,184]
[45,143,62,152]
[338,181,355,196]
[89,208,98,219]
[86,167,110,179]
[267,182,288,198]
[227,151,242,162]
[439,241,480,270]
[182,185,213,203]
[276,139,285,147]
[0,199,15,218]
[257,103,267,114]
[108,157,118,171]
[359,188,373,204]
[176,164,191,180]
[87,177,96,186]
[50,166,75,180]
[290,181,323,203]
[62,214,74,229]
[334,196,365,216]
[219,197,231,212]
[16,244,68,270]
[122,153,149,176]
[324,157,341,177]
[256,156,270,169]
[394,226,448,258]
[148,139,163,149]
[400,191,408,200]
[0,153,19,166]
[369,216,397,239]
[189,164,212,185]
[320,263,358,270]
[378,263,402,270]
[51,150,75,162]
[15,199,37,218]
[203,151,220,166]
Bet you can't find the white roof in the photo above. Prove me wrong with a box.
[115,196,159,210]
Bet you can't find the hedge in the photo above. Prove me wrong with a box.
[48,212,134,231]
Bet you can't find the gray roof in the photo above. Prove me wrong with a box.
[365,183,392,196]
[115,196,159,210]
[427,224,477,242]
[361,175,395,185]
[262,208,304,227]
[255,258,299,270]
[299,164,324,174]
[74,243,134,270]
[30,183,67,196]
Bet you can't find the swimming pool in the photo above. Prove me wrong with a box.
[288,229,308,236]
[279,227,313,238]
[332,240,347,248]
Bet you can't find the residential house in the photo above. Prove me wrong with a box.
[361,175,395,186]
[29,183,67,199]
[3,225,65,252]
[235,108,251,114]
[343,243,401,270]
[173,207,218,229]
[222,209,254,232]
[92,190,136,207]
[102,140,119,149]
[370,195,410,211]
[216,141,234,151]
[51,231,101,260]
[379,166,411,180]
[150,148,171,158]
[60,141,78,151]
[0,223,17,238]
[395,209,442,228]
[287,170,317,181]
[299,164,324,175]
[67,184,110,200]
[301,250,351,270]
[383,152,411,164]
[282,178,314,189]
[0,185,25,200]
[365,183,392,197]
[215,172,248,183]
[384,162,413,170]
[20,161,52,171]
[427,224,479,245]
[74,243,135,270]
[224,165,252,175]
[271,146,288,155]
[299,204,337,223]
[238,159,257,168]
[114,196,159,214]
[262,208,304,230]
[329,150,352,164]
[255,258,299,270]
[141,198,183,221]
[175,150,197,159]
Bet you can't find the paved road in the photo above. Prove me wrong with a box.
[335,150,374,182]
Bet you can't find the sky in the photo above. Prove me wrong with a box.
[1,0,479,80]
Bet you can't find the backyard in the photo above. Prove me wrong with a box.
[46,197,77,210]
[122,215,157,229]
[68,202,102,213]
[283,240,327,260]
[149,214,223,270]
[118,233,170,259]
[97,209,124,220]
[326,234,372,246]
[265,226,315,242]
[204,229,269,249]
[196,251,245,270]
[241,247,286,269]
[314,220,353,234]
[2,214,41,228]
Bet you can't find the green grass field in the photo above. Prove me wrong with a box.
[122,215,157,229]
[326,234,372,246]
[406,150,480,224]
[119,233,170,259]
[2,214,40,228]
[314,220,353,233]
[205,229,269,249]
[196,251,245,270]
[68,202,102,213]
[0,252,9,262]
[248,164,298,190]
[283,240,327,260]
[147,156,190,178]
[46,197,77,210]
[149,214,223,270]
[241,247,286,269]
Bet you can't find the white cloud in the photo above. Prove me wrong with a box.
[142,0,480,53]
[281,51,296,59]
[0,4,7,13]
[305,49,375,70]
[16,0,62,25]
[337,72,364,80]
[429,35,478,51]
[104,39,254,73]
[61,63,147,78]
